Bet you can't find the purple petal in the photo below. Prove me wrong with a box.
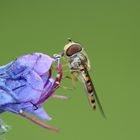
[0,89,15,105]
[24,106,52,120]
[33,53,55,75]
[7,53,55,77]
[0,53,56,122]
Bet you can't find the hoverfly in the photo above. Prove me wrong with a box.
[63,39,106,118]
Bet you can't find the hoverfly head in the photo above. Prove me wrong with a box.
[64,39,83,57]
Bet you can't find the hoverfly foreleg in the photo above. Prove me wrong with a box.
[62,69,81,73]
[55,73,78,91]
[59,85,73,90]
[61,72,79,90]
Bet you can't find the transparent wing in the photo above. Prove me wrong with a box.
[92,84,106,118]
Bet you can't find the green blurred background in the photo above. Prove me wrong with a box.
[0,0,140,140]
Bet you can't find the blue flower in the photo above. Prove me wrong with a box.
[0,53,62,132]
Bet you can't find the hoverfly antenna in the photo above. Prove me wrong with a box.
[68,38,72,42]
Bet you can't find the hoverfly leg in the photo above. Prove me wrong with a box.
[51,94,69,100]
[62,64,69,67]
[62,69,80,73]
[59,85,73,90]
[64,75,72,79]
[51,65,57,71]
[63,73,78,89]
[71,73,78,88]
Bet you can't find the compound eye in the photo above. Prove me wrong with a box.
[66,44,82,56]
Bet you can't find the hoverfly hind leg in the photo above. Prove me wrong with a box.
[59,85,73,90]
[51,94,69,100]
[63,73,78,89]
